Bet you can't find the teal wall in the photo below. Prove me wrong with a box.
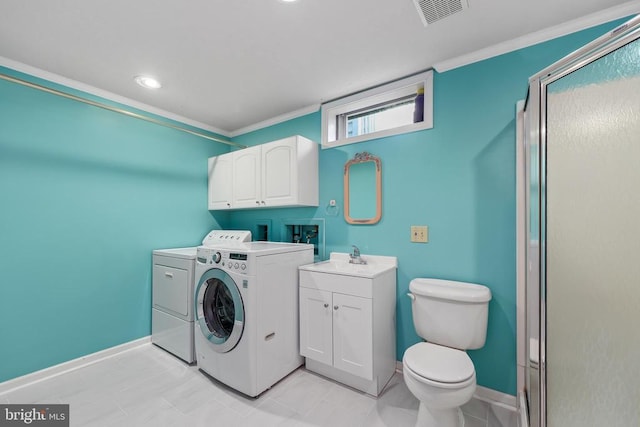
[224,20,625,396]
[0,18,626,391]
[0,68,231,382]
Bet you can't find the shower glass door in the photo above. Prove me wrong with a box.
[530,18,640,427]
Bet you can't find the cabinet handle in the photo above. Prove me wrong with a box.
[261,201,266,205]
[256,201,260,205]
[164,272,173,278]
[324,303,329,308]
[227,203,230,207]
[334,305,339,310]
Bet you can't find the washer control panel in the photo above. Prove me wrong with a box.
[201,230,252,247]
[197,247,251,275]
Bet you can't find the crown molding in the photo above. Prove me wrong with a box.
[0,56,231,137]
[230,103,320,138]
[434,1,640,72]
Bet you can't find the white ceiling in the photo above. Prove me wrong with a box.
[0,0,638,135]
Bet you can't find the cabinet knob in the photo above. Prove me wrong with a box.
[261,201,266,205]
[226,203,230,207]
[334,305,339,310]
[324,303,329,308]
[256,201,260,205]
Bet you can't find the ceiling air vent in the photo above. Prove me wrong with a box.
[412,0,469,26]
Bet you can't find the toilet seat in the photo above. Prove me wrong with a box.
[403,343,475,386]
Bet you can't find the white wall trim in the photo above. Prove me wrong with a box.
[0,57,231,137]
[229,103,320,138]
[516,100,527,399]
[434,1,640,72]
[475,385,518,409]
[0,336,151,396]
[232,2,638,137]
[395,361,517,410]
[519,391,530,427]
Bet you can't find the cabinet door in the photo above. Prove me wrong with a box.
[262,138,297,207]
[299,287,333,366]
[332,293,373,380]
[232,146,262,209]
[208,154,233,210]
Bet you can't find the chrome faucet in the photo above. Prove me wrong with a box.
[349,245,367,265]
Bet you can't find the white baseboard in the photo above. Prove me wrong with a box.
[475,385,517,410]
[0,336,151,396]
[395,360,517,411]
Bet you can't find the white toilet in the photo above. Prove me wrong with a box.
[403,278,492,427]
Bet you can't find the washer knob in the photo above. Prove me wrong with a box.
[241,263,246,270]
[213,252,222,263]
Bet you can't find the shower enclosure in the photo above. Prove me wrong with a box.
[523,15,640,427]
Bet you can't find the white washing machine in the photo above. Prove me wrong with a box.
[194,241,314,397]
[152,230,251,363]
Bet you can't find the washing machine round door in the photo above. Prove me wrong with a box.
[195,268,244,353]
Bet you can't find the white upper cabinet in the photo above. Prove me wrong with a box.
[208,135,318,210]
[232,145,262,209]
[262,139,297,206]
[207,154,233,210]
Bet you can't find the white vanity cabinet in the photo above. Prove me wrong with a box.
[298,253,397,396]
[208,135,318,210]
[299,286,374,379]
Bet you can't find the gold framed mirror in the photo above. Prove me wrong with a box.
[344,152,382,224]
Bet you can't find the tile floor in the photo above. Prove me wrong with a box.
[0,344,517,427]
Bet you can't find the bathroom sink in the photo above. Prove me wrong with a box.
[299,252,397,278]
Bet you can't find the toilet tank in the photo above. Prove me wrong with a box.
[409,278,492,350]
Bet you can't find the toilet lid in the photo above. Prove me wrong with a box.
[404,343,474,383]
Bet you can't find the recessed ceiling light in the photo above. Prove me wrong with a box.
[279,0,298,3]
[134,75,162,89]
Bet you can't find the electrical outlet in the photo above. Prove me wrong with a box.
[411,225,428,243]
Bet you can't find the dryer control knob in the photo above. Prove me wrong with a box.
[213,252,222,264]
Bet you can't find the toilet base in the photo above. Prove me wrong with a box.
[416,402,465,427]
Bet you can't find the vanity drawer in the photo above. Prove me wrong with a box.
[299,270,372,298]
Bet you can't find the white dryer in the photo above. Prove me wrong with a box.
[194,241,314,397]
[152,247,197,363]
[152,230,251,363]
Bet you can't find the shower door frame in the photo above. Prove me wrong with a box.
[525,14,640,427]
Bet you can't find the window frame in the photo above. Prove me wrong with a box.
[321,70,433,149]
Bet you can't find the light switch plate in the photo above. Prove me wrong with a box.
[411,225,428,243]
